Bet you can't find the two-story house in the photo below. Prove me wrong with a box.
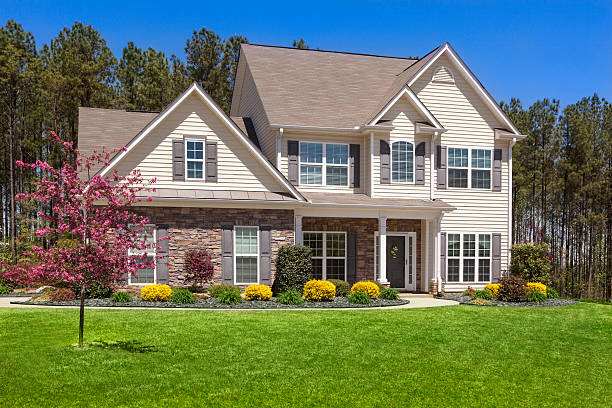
[78,42,525,293]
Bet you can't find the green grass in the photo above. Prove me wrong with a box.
[0,304,610,407]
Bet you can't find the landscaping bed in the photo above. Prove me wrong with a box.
[441,293,577,307]
[12,296,409,309]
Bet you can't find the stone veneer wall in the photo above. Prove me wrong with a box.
[301,217,422,288]
[135,207,294,286]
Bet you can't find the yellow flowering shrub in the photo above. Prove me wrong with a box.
[484,283,501,297]
[244,284,273,301]
[350,281,380,298]
[303,280,336,302]
[141,284,172,302]
[526,282,547,296]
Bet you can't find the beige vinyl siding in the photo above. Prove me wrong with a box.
[114,93,285,192]
[232,61,277,163]
[372,96,431,200]
[431,66,455,83]
[413,54,511,279]
[279,132,366,194]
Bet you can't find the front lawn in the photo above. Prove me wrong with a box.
[0,304,610,407]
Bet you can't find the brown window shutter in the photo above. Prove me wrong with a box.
[436,145,447,189]
[172,139,185,181]
[492,233,502,281]
[492,148,502,192]
[346,231,357,284]
[259,226,271,285]
[349,144,360,188]
[380,140,390,184]
[415,142,426,185]
[440,232,446,282]
[156,226,169,284]
[205,141,218,182]
[287,140,299,185]
[221,225,234,284]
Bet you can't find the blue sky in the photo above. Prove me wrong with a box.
[3,0,610,108]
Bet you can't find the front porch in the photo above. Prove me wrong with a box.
[295,214,442,294]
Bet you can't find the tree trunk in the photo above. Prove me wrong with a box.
[8,121,17,264]
[79,285,86,347]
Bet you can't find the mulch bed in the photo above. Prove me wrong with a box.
[12,297,409,309]
[440,293,578,307]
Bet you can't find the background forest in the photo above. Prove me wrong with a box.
[1,20,610,300]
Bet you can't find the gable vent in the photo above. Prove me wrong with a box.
[431,66,455,84]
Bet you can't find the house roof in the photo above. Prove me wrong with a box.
[239,44,419,128]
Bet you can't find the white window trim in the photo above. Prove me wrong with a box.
[185,136,206,180]
[446,147,492,191]
[446,232,492,283]
[234,226,259,285]
[303,231,347,280]
[298,141,349,187]
[391,140,415,184]
[128,225,157,286]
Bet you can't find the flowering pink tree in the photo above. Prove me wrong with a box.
[6,131,165,347]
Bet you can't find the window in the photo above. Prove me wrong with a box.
[299,142,348,186]
[186,139,205,179]
[471,149,491,189]
[235,227,258,284]
[128,226,156,285]
[303,232,346,280]
[448,148,468,188]
[392,141,414,183]
[447,147,492,189]
[446,233,492,283]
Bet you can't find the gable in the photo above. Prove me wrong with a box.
[106,86,303,198]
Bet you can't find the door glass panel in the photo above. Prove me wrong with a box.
[408,236,413,285]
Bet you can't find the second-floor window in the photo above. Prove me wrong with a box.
[392,141,414,183]
[186,139,205,179]
[448,147,491,189]
[299,142,348,186]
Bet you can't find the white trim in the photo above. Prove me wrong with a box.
[369,132,375,197]
[445,232,492,284]
[508,138,515,267]
[96,83,305,202]
[302,231,347,281]
[425,220,430,293]
[446,147,492,191]
[298,141,350,187]
[233,226,260,285]
[128,225,157,285]
[369,86,444,130]
[390,140,415,184]
[184,136,206,180]
[270,123,394,134]
[407,43,521,135]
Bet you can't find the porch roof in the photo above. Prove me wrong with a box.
[303,192,455,211]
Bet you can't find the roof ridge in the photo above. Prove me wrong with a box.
[244,43,418,61]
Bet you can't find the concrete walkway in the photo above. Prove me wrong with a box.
[0,295,458,311]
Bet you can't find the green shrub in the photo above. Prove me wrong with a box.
[217,290,243,305]
[0,285,11,295]
[348,291,371,305]
[186,284,206,293]
[208,284,241,298]
[171,288,197,304]
[546,287,559,299]
[272,244,313,294]
[276,290,304,305]
[528,290,547,303]
[73,282,114,299]
[327,279,350,297]
[110,291,132,303]
[510,243,552,284]
[379,287,399,300]
[497,275,528,302]
[472,289,493,300]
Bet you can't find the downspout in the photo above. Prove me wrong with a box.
[370,131,375,197]
[507,137,516,275]
[430,131,439,201]
[277,127,284,168]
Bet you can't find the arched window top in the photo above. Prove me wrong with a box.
[431,65,455,84]
[391,141,414,183]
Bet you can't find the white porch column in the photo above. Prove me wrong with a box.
[425,220,430,293]
[295,215,303,245]
[435,216,441,293]
[379,216,388,284]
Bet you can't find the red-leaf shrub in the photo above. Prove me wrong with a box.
[184,249,214,285]
[497,275,528,302]
[49,288,76,301]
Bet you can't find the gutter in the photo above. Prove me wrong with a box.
[269,123,394,134]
